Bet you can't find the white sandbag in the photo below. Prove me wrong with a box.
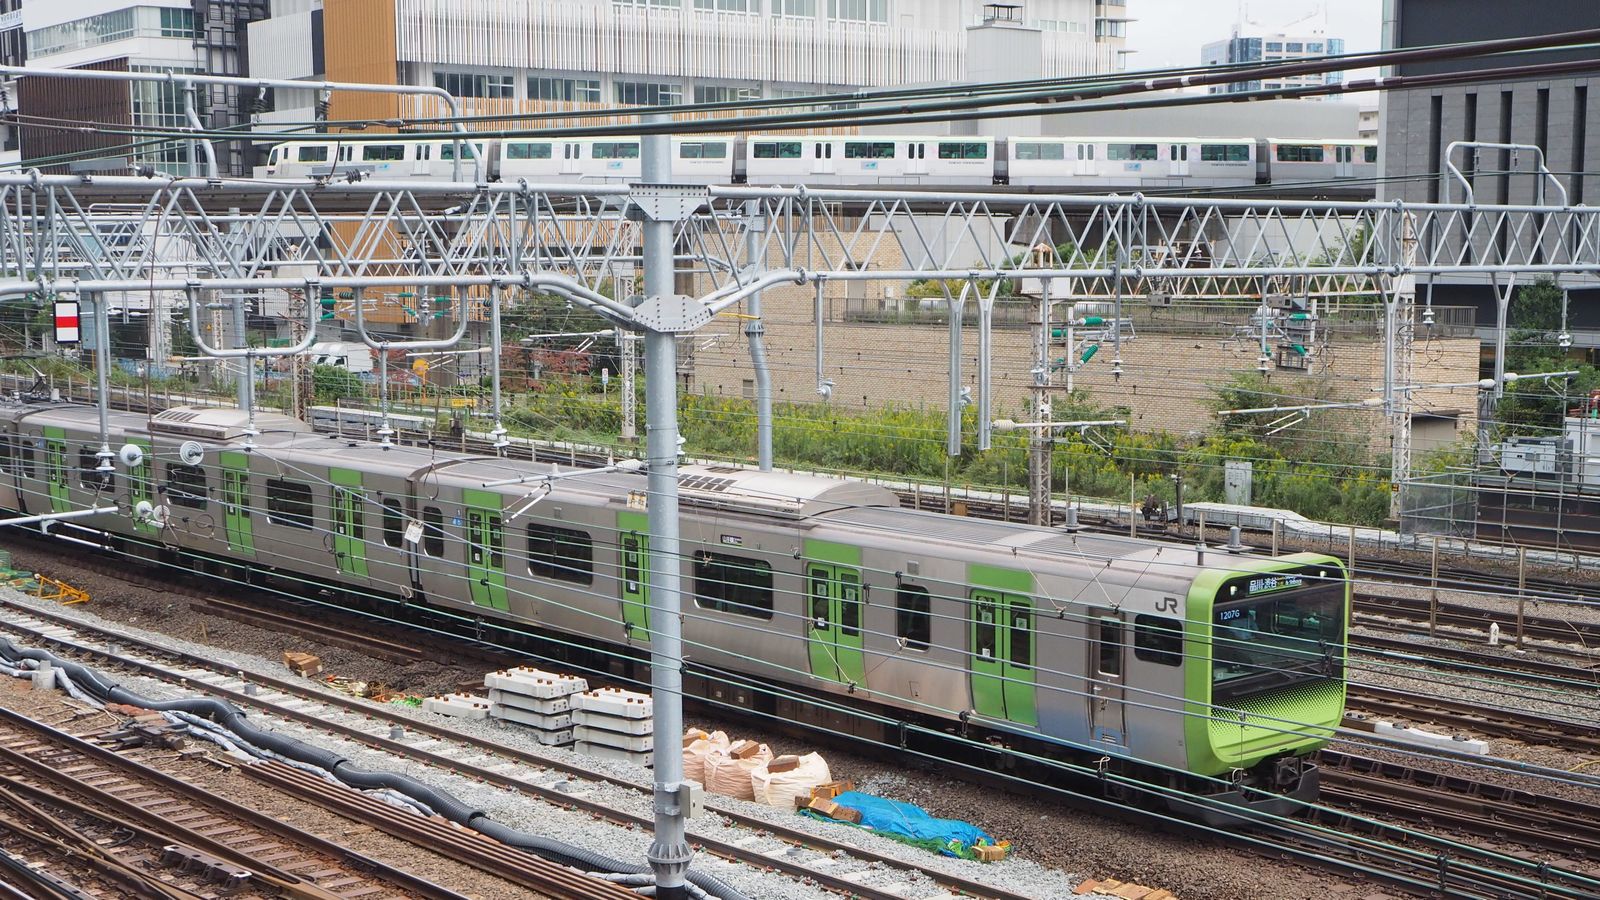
[683,730,730,785]
[704,743,772,800]
[750,752,832,809]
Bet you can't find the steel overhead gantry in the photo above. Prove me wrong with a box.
[5,174,1600,894]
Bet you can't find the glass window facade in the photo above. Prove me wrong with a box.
[27,6,198,56]
[616,81,682,105]
[828,0,887,23]
[772,0,815,16]
[693,85,761,104]
[530,77,601,103]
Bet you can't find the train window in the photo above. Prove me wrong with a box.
[77,447,114,492]
[362,144,406,162]
[1134,614,1184,666]
[422,505,445,556]
[593,142,641,159]
[297,146,328,163]
[1096,617,1124,677]
[438,143,486,161]
[972,592,997,658]
[382,499,404,548]
[334,487,365,541]
[266,479,314,529]
[166,464,208,509]
[505,142,553,160]
[1275,144,1325,163]
[0,435,10,472]
[844,141,895,159]
[895,585,930,650]
[1106,143,1158,161]
[17,439,33,478]
[1014,142,1065,161]
[487,515,503,569]
[937,142,988,160]
[526,523,594,584]
[753,142,802,159]
[679,141,728,159]
[1009,600,1032,669]
[1364,146,1377,163]
[693,551,773,619]
[1200,144,1251,162]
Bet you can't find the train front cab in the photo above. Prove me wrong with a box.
[1177,553,1348,824]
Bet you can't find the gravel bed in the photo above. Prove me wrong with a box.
[0,675,553,899]
[0,542,479,697]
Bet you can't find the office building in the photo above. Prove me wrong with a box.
[1202,27,1345,96]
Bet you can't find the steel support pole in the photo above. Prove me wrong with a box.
[946,284,964,458]
[488,283,508,449]
[89,293,113,474]
[1029,279,1052,526]
[640,115,692,900]
[744,201,773,471]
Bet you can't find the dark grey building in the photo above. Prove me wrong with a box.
[1381,0,1600,359]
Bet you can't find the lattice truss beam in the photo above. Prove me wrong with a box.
[1,176,1597,305]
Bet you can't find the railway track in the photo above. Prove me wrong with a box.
[0,701,478,900]
[0,598,1044,900]
[1353,631,1600,686]
[1346,682,1600,755]
[1316,749,1600,866]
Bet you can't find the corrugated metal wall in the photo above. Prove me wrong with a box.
[324,0,400,126]
[18,58,132,174]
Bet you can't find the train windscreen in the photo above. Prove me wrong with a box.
[1211,580,1343,703]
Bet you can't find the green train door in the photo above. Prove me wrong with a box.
[219,451,255,557]
[42,427,69,513]
[618,510,650,641]
[126,438,155,536]
[329,468,369,578]
[804,539,866,687]
[968,565,1038,726]
[463,488,508,611]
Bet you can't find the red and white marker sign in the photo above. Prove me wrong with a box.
[53,300,80,344]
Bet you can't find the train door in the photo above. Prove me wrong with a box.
[561,143,582,176]
[1170,144,1190,177]
[462,488,508,611]
[1334,145,1354,178]
[329,467,369,579]
[411,143,431,176]
[907,142,929,176]
[618,510,650,641]
[126,438,155,536]
[804,539,865,687]
[1089,613,1127,745]
[812,141,835,176]
[219,450,255,558]
[968,589,1038,726]
[1075,144,1095,176]
[42,427,69,513]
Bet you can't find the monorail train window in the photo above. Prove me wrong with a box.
[1364,146,1377,163]
[692,551,773,619]
[1014,142,1065,161]
[527,523,594,584]
[78,447,114,492]
[752,141,802,159]
[895,585,931,650]
[1107,143,1158,161]
[382,499,404,548]
[1275,144,1325,163]
[438,143,487,161]
[505,142,554,160]
[679,141,728,159]
[422,505,445,556]
[166,464,208,509]
[844,141,895,159]
[1134,614,1183,666]
[265,479,314,529]
[1095,618,1124,677]
[297,146,328,163]
[593,142,641,159]
[1200,144,1251,162]
[362,144,405,162]
[938,142,988,160]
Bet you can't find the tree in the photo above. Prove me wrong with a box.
[312,364,365,402]
[1495,278,1589,435]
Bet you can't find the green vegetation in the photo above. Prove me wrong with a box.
[1495,277,1599,437]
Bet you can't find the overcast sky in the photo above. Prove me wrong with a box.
[1127,1,1384,71]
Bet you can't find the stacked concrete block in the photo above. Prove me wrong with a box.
[484,667,588,746]
[572,687,654,766]
[422,693,490,720]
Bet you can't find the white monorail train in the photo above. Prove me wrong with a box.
[258,134,1378,191]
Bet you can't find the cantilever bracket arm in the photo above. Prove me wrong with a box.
[187,281,319,359]
[351,285,471,353]
[703,269,809,316]
[523,274,637,323]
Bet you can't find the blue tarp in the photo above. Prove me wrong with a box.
[821,791,996,858]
